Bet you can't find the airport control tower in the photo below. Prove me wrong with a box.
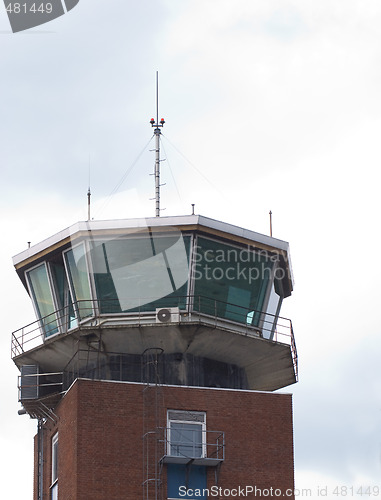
[11,113,297,500]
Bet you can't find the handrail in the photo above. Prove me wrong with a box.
[159,427,225,462]
[18,371,63,402]
[11,295,297,380]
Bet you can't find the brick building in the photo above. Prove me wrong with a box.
[11,214,297,500]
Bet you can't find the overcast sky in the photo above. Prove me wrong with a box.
[1,1,380,498]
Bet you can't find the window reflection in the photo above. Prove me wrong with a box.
[26,264,58,337]
[64,244,93,319]
[193,237,274,326]
[51,263,77,330]
[23,228,284,335]
[170,422,203,458]
[261,282,282,340]
[90,234,190,313]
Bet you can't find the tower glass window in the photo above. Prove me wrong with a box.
[261,281,283,340]
[193,236,274,326]
[64,243,93,319]
[51,262,77,331]
[26,263,59,337]
[90,233,191,313]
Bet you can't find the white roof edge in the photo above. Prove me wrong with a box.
[73,377,294,396]
[13,214,291,267]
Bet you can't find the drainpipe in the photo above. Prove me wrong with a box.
[37,418,44,500]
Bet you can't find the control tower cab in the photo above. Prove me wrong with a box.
[12,214,297,418]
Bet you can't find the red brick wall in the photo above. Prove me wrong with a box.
[38,379,294,500]
[162,385,294,499]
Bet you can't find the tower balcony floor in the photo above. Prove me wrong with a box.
[12,301,297,392]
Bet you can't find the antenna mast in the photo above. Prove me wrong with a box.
[87,155,91,221]
[269,210,273,237]
[150,71,165,217]
[87,187,91,221]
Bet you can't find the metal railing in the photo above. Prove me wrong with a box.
[62,349,143,391]
[18,371,63,401]
[11,295,297,379]
[160,427,225,463]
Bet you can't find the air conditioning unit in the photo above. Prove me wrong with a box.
[156,307,180,324]
[20,365,40,400]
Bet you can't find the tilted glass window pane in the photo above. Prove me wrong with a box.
[170,422,203,458]
[26,264,58,337]
[51,263,77,330]
[64,244,93,319]
[261,282,282,340]
[90,234,190,313]
[193,237,274,325]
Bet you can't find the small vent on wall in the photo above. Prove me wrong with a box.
[168,410,205,422]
